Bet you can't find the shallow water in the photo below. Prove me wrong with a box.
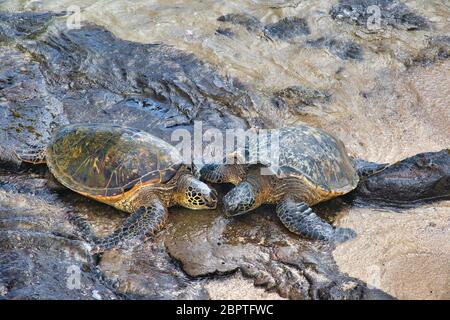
[2,0,448,161]
[0,0,449,299]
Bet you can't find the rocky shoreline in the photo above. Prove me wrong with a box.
[0,6,448,300]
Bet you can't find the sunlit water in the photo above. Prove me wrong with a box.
[1,0,449,299]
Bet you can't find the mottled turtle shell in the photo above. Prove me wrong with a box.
[254,125,359,194]
[46,124,183,200]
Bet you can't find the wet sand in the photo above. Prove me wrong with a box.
[334,201,450,300]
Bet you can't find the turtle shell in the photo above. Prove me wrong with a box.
[46,123,183,200]
[254,125,359,193]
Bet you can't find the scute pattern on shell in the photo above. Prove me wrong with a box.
[46,124,182,197]
[252,125,359,192]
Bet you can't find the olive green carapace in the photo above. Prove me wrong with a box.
[46,124,181,200]
[45,124,218,252]
[268,125,359,194]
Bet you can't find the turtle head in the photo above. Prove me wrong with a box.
[223,181,259,217]
[176,173,218,210]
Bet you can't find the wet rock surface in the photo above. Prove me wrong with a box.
[306,37,364,61]
[0,11,61,41]
[330,0,431,31]
[99,241,209,299]
[0,172,119,299]
[164,203,391,300]
[0,8,448,300]
[216,13,315,42]
[264,17,310,40]
[272,85,332,113]
[411,36,450,66]
[217,13,263,33]
[0,45,66,162]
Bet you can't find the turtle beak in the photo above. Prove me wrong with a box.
[223,201,247,217]
[223,194,243,217]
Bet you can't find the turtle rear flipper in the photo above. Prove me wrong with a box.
[11,143,47,164]
[276,197,355,242]
[0,144,46,171]
[68,196,168,253]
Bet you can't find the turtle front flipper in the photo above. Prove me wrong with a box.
[66,213,97,242]
[199,163,246,185]
[276,197,355,243]
[68,197,168,253]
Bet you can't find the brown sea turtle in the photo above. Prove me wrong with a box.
[200,125,359,242]
[14,123,218,251]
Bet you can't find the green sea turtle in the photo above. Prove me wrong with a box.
[200,125,359,242]
[14,123,218,251]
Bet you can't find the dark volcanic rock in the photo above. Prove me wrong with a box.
[164,206,393,300]
[217,13,263,32]
[354,149,450,206]
[272,86,331,113]
[215,27,235,37]
[0,47,66,165]
[22,22,251,128]
[306,37,364,61]
[264,17,310,40]
[410,36,450,66]
[330,0,431,31]
[0,145,21,170]
[99,241,209,299]
[217,14,311,42]
[0,11,61,42]
[0,173,118,299]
